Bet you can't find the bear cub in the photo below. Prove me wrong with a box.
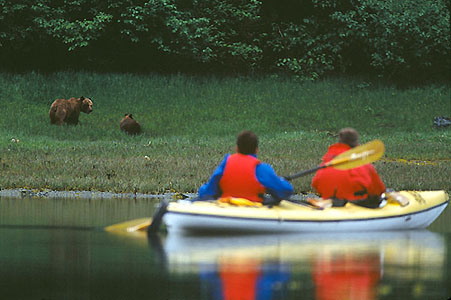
[120,114,142,135]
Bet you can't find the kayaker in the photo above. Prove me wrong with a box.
[311,128,386,208]
[198,130,294,204]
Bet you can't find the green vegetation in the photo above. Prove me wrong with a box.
[1,0,449,84]
[0,72,449,194]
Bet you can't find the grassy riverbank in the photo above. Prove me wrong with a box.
[0,72,449,194]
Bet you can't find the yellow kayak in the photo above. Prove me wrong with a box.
[163,190,449,234]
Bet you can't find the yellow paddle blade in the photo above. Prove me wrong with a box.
[104,218,151,233]
[328,139,385,170]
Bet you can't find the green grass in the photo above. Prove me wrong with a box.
[0,72,449,194]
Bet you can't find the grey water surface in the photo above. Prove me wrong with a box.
[0,194,449,300]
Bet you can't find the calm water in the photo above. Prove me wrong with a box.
[0,196,450,300]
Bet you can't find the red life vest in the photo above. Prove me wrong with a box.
[312,143,385,201]
[219,153,266,202]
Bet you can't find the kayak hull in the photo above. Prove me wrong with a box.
[164,191,449,234]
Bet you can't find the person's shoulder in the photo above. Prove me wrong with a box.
[219,153,231,164]
[256,162,275,171]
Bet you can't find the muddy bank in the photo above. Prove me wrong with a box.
[0,188,311,201]
[0,188,195,200]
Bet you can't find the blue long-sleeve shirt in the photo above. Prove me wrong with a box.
[198,154,294,200]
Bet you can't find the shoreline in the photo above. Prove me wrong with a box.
[0,188,190,200]
[0,188,312,201]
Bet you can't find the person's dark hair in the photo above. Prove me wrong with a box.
[236,130,258,155]
[338,128,359,148]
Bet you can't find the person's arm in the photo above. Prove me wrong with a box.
[198,154,229,200]
[256,163,294,199]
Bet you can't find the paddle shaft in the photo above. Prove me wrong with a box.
[284,156,354,181]
[147,199,169,235]
[285,160,349,181]
[284,165,323,181]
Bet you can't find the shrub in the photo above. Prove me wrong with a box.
[0,0,449,83]
[330,0,450,82]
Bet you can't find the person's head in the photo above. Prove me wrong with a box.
[338,127,359,148]
[236,130,258,155]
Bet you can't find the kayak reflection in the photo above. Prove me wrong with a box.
[161,230,445,300]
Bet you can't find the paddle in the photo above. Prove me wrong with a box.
[147,199,169,235]
[284,139,385,181]
[104,199,169,234]
[104,217,151,232]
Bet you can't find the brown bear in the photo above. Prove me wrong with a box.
[49,96,93,125]
[120,114,142,135]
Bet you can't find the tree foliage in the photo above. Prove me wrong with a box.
[0,0,449,82]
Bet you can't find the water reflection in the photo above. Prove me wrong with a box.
[160,230,447,300]
[0,196,449,299]
[0,196,159,227]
